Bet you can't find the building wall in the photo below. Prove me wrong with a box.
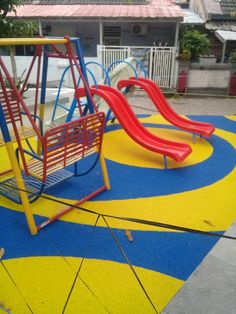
[189,0,207,20]
[1,56,101,87]
[42,21,100,57]
[119,22,177,47]
[40,20,177,57]
[188,67,229,90]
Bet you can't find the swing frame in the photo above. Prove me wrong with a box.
[0,36,110,235]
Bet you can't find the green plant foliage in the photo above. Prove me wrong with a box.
[230,50,236,62]
[0,0,38,38]
[179,30,210,62]
[0,0,38,86]
[0,18,38,38]
[0,0,22,17]
[177,49,191,62]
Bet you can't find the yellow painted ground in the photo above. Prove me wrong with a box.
[1,115,236,313]
[1,257,183,313]
[103,127,212,169]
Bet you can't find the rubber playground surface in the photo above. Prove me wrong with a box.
[1,113,236,313]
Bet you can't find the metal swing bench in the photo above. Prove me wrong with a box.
[0,96,109,233]
[2,111,106,204]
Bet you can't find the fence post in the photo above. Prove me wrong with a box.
[149,47,154,80]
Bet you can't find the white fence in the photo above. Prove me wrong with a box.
[1,46,177,89]
[97,45,177,88]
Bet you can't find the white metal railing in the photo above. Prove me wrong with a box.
[97,45,177,88]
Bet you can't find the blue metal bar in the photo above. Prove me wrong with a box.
[51,64,71,122]
[0,103,11,143]
[85,61,111,86]
[133,58,148,77]
[106,59,139,84]
[163,155,168,170]
[65,98,78,122]
[73,38,94,113]
[40,45,49,105]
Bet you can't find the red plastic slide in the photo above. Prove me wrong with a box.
[117,77,215,138]
[77,85,192,162]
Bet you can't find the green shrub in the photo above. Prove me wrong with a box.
[179,30,210,62]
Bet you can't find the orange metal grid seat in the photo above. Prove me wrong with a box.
[23,111,105,182]
[0,90,36,147]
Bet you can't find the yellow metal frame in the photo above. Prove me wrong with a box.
[5,142,38,235]
[0,38,68,46]
[100,151,111,190]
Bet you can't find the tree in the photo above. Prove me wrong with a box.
[0,0,38,86]
[0,0,22,17]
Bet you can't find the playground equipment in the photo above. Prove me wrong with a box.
[49,61,109,126]
[77,85,192,165]
[49,57,147,125]
[0,37,110,235]
[117,77,215,139]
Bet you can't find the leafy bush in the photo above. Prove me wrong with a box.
[179,30,210,62]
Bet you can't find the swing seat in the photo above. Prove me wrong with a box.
[1,112,106,204]
[0,90,38,147]
[23,112,105,183]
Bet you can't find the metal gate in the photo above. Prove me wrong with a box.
[97,45,177,88]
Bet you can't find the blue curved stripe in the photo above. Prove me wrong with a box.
[47,123,236,200]
[188,115,236,134]
[1,206,220,281]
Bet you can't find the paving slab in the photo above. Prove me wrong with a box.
[128,93,236,116]
[162,222,236,314]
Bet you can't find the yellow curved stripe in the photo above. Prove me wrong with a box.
[215,128,236,148]
[103,127,212,169]
[0,125,235,233]
[139,114,191,124]
[2,257,183,313]
[86,166,236,232]
[109,113,192,126]
[224,116,236,122]
[1,164,235,233]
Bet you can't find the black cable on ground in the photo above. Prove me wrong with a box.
[102,216,159,313]
[2,182,236,241]
[0,260,34,313]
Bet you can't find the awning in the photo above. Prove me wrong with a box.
[215,30,236,43]
[215,30,236,63]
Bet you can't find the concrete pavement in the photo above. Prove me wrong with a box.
[162,222,236,314]
[128,92,236,116]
